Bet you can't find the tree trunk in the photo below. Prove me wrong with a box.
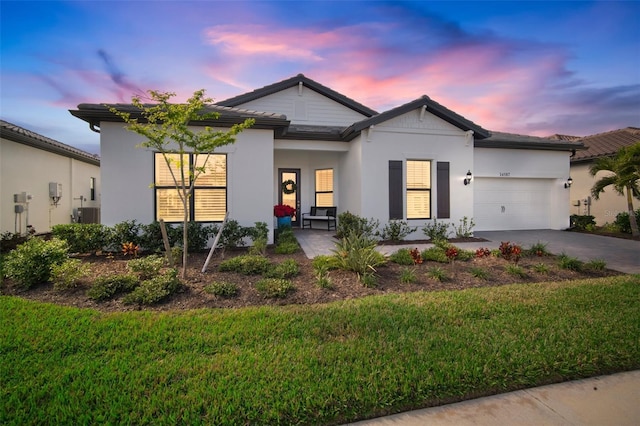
[626,186,639,238]
[182,195,189,279]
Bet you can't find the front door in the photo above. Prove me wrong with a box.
[279,169,301,227]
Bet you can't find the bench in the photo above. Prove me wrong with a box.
[302,206,337,231]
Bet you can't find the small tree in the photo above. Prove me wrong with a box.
[589,142,640,238]
[110,90,254,277]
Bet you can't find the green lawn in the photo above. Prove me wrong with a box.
[2,275,639,425]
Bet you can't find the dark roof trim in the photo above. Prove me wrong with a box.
[278,125,346,142]
[476,131,586,152]
[70,103,290,131]
[341,95,490,141]
[0,120,100,166]
[218,74,378,117]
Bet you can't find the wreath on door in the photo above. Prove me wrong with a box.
[282,179,297,194]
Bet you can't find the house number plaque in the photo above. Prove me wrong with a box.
[499,172,511,177]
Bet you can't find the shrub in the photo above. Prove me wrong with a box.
[123,269,182,305]
[51,258,90,291]
[312,255,340,271]
[614,209,640,234]
[248,222,269,256]
[585,259,607,271]
[51,224,108,253]
[359,273,377,288]
[275,228,299,254]
[399,267,417,284]
[499,241,522,263]
[421,247,448,263]
[127,255,165,280]
[265,259,300,279]
[219,255,271,275]
[139,221,180,253]
[336,211,379,239]
[107,220,143,251]
[332,232,386,284]
[426,266,447,282]
[313,262,333,289]
[469,266,489,280]
[389,248,415,265]
[505,264,527,278]
[179,222,216,252]
[4,237,69,289]
[204,281,239,297]
[422,219,450,241]
[526,242,550,257]
[219,220,250,249]
[570,215,596,231]
[475,247,491,258]
[87,274,139,301]
[378,221,417,241]
[255,278,295,298]
[557,253,583,271]
[451,216,475,238]
[445,246,459,262]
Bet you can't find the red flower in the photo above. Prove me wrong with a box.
[274,204,296,218]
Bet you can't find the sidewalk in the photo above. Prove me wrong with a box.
[347,370,640,426]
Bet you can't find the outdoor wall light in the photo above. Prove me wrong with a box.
[463,170,473,186]
[564,177,573,189]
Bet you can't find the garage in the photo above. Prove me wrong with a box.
[474,178,553,231]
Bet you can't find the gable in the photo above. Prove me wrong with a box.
[225,85,370,127]
[375,108,463,134]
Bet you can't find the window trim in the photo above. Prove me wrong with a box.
[314,168,334,207]
[406,159,432,220]
[153,152,227,223]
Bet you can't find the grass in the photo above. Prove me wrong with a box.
[1,275,639,425]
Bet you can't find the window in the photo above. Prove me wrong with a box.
[406,160,431,219]
[315,169,334,206]
[90,177,96,201]
[154,153,226,222]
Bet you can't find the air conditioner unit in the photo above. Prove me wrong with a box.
[78,207,100,224]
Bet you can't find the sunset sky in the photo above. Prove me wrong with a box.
[1,0,639,155]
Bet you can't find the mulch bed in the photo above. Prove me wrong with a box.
[1,244,620,313]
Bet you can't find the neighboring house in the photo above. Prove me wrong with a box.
[0,120,101,235]
[70,74,582,242]
[561,127,640,225]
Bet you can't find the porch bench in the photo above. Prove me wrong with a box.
[302,206,337,231]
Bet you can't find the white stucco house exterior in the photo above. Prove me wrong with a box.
[0,120,101,235]
[70,74,582,242]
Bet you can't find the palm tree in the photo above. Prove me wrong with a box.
[589,143,640,238]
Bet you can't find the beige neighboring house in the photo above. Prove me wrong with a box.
[561,127,640,225]
[0,120,101,235]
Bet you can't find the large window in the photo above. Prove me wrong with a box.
[315,169,334,206]
[406,160,431,219]
[154,153,226,222]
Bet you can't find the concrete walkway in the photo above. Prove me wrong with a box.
[348,370,640,426]
[295,229,640,274]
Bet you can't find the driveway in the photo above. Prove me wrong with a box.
[475,230,640,275]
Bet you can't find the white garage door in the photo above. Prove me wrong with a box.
[474,178,552,231]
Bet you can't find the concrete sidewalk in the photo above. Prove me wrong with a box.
[347,370,640,426]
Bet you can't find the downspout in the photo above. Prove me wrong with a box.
[90,122,100,133]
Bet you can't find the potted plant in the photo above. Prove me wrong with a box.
[274,204,296,228]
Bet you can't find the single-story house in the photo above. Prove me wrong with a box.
[0,120,101,235]
[70,74,583,242]
[559,127,640,225]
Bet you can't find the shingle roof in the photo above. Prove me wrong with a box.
[0,120,100,165]
[70,103,290,131]
[548,134,582,141]
[478,131,585,152]
[218,74,379,117]
[570,127,640,163]
[342,95,490,141]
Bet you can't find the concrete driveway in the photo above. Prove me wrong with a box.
[475,230,640,274]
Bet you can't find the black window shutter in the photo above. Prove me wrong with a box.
[437,162,450,219]
[389,161,403,219]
